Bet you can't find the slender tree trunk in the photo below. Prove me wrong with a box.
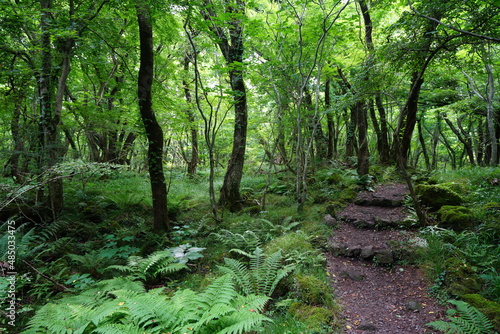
[485,62,498,165]
[417,116,431,170]
[137,1,169,233]
[183,54,200,176]
[374,94,390,164]
[356,100,369,176]
[325,78,335,160]
[442,113,475,165]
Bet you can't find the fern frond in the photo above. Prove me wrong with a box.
[219,258,253,295]
[426,299,495,334]
[94,323,144,334]
[219,248,295,297]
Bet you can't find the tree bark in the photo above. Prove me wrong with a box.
[137,1,169,233]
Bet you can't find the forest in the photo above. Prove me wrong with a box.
[0,0,499,333]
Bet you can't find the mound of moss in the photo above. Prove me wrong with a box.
[289,302,332,331]
[414,184,463,211]
[294,274,334,306]
[437,205,474,231]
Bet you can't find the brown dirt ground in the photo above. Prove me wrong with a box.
[327,183,448,333]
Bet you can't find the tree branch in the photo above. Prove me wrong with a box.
[408,0,500,43]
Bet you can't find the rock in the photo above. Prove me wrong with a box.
[360,246,375,259]
[405,300,422,312]
[358,321,377,331]
[374,249,394,264]
[323,214,338,227]
[437,205,474,231]
[354,220,377,229]
[414,184,463,211]
[329,241,349,256]
[345,247,361,258]
[340,270,365,281]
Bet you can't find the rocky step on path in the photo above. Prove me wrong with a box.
[326,183,447,333]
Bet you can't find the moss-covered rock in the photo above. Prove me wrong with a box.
[289,302,332,331]
[414,184,463,211]
[294,274,334,306]
[461,294,500,332]
[444,257,483,296]
[437,205,474,231]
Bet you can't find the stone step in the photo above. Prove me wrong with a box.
[337,204,415,230]
[326,221,422,264]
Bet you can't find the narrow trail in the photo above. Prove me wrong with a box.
[326,183,447,333]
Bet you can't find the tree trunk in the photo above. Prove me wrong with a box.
[183,54,199,175]
[219,67,248,211]
[137,1,169,233]
[417,116,431,170]
[392,71,425,167]
[201,0,248,211]
[39,0,67,219]
[356,100,369,176]
[442,113,475,165]
[374,94,390,164]
[325,78,335,160]
[484,62,498,165]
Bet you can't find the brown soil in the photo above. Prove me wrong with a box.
[327,183,447,333]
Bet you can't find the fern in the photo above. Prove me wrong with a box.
[107,249,187,281]
[219,247,295,297]
[23,275,271,334]
[211,229,262,252]
[426,300,496,334]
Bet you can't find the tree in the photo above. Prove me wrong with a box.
[199,0,249,212]
[137,0,169,232]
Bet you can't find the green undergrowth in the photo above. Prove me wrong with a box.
[416,167,500,331]
[0,165,344,333]
[5,165,498,332]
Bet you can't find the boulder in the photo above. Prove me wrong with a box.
[414,184,463,211]
[437,205,474,231]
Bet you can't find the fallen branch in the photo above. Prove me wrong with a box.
[22,260,69,291]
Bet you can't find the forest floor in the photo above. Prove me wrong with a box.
[327,183,448,333]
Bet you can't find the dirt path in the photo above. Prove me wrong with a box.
[326,183,447,333]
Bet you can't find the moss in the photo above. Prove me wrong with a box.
[437,205,474,231]
[414,184,463,211]
[461,294,500,332]
[265,232,314,255]
[294,274,334,306]
[289,302,332,331]
[338,187,358,203]
[483,202,500,211]
[301,221,331,249]
[444,257,483,295]
[439,182,467,194]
